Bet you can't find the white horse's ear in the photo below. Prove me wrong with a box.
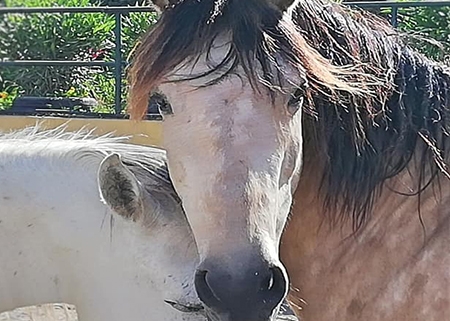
[98,153,143,221]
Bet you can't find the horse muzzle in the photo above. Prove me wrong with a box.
[194,260,288,321]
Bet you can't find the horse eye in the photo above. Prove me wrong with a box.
[149,92,173,115]
[287,88,304,115]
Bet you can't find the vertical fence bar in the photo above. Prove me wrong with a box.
[114,12,122,115]
[391,6,398,27]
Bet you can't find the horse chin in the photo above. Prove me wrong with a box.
[202,306,282,321]
[164,300,280,321]
[204,314,280,321]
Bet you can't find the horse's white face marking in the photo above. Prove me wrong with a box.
[159,38,304,269]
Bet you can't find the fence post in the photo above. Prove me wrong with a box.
[114,12,122,115]
[391,6,398,27]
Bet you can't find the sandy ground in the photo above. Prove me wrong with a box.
[0,304,78,321]
[0,302,297,321]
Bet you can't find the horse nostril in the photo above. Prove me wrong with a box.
[261,267,276,291]
[264,266,287,306]
[194,270,221,309]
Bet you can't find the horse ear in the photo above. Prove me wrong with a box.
[98,153,143,221]
[152,0,293,12]
[152,0,295,11]
[269,0,295,10]
[151,0,169,11]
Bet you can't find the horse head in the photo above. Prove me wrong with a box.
[128,0,367,320]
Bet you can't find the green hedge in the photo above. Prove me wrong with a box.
[0,0,157,111]
[341,0,450,62]
[396,3,450,62]
[94,0,148,5]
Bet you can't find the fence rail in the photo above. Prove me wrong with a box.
[0,6,158,115]
[0,1,449,116]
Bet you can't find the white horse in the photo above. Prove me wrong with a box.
[0,126,204,321]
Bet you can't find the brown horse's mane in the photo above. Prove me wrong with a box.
[128,0,369,118]
[292,0,450,230]
[128,0,450,231]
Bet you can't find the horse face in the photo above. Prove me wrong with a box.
[158,39,305,321]
[98,153,204,319]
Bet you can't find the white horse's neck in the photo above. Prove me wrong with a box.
[0,141,198,321]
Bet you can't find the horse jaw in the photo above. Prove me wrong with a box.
[158,38,304,319]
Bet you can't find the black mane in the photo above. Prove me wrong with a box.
[292,0,450,230]
[129,0,450,231]
[128,0,364,119]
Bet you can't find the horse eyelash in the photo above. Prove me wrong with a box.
[206,73,233,86]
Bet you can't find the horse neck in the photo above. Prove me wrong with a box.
[281,153,450,321]
[0,146,164,314]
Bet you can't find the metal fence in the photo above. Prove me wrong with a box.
[0,6,157,116]
[0,1,449,117]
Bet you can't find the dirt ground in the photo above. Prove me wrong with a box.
[0,303,297,321]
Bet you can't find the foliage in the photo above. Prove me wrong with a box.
[0,85,20,110]
[396,3,450,62]
[372,1,450,62]
[93,0,149,5]
[338,0,449,62]
[0,0,158,111]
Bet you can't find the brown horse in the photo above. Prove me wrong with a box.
[128,0,450,320]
